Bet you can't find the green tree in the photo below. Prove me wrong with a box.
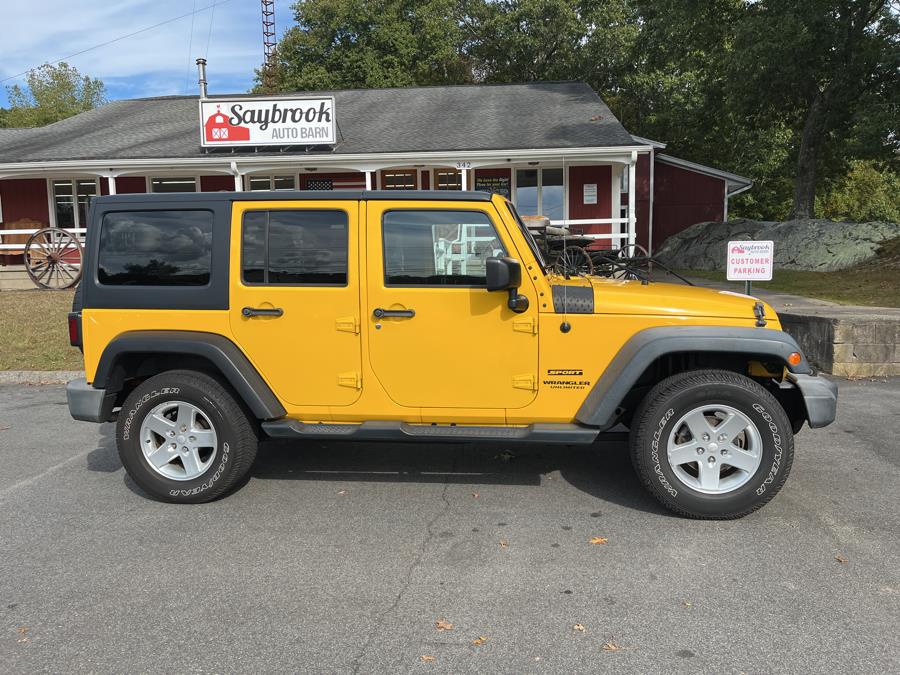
[269,0,471,91]
[727,0,900,219]
[817,160,900,222]
[4,62,106,128]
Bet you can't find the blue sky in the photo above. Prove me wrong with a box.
[0,0,295,106]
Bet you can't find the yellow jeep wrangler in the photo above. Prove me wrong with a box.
[66,190,836,518]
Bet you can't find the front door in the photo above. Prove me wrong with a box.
[365,200,539,410]
[229,200,362,407]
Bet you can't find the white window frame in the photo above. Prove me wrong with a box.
[149,176,199,194]
[513,166,565,220]
[47,177,100,229]
[245,174,298,191]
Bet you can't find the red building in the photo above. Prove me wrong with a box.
[0,82,749,260]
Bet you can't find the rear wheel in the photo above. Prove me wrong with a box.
[630,369,794,519]
[116,370,258,503]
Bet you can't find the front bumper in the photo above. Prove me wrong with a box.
[787,373,838,429]
[66,378,117,423]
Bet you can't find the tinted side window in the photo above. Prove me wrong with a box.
[241,210,348,285]
[98,210,213,286]
[382,210,505,286]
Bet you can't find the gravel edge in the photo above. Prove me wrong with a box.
[0,371,84,385]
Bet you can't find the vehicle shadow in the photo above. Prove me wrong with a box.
[251,432,669,516]
[85,425,668,516]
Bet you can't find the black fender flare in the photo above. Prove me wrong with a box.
[92,330,286,420]
[575,326,811,429]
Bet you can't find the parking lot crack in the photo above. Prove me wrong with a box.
[349,468,453,673]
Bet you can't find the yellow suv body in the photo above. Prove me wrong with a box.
[67,191,836,517]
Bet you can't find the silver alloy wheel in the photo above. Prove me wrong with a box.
[666,404,763,494]
[139,400,218,481]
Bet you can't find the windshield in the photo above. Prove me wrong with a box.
[505,201,547,272]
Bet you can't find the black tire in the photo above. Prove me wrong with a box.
[115,370,258,503]
[630,369,794,519]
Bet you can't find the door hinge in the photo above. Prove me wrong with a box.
[512,317,537,335]
[512,374,537,391]
[335,316,360,334]
[338,371,362,389]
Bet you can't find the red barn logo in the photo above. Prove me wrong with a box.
[204,105,250,143]
[731,245,746,254]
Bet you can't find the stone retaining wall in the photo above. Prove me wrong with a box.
[781,312,900,377]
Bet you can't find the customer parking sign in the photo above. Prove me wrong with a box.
[727,241,774,281]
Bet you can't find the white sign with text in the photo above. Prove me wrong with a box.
[727,240,774,281]
[583,183,598,205]
[199,97,336,147]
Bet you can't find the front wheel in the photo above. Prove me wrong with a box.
[630,369,794,519]
[116,370,258,503]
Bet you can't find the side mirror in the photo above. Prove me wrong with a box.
[485,257,529,314]
[486,257,522,291]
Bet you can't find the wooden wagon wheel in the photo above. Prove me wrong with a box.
[24,228,83,290]
[610,243,650,279]
[553,245,594,277]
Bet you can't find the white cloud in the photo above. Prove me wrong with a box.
[0,0,295,102]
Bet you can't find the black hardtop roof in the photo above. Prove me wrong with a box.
[92,189,496,205]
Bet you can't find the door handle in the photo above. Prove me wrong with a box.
[242,306,284,318]
[373,308,415,319]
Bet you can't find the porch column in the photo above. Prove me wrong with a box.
[461,169,468,191]
[107,175,117,195]
[365,171,373,190]
[627,154,637,247]
[230,161,242,191]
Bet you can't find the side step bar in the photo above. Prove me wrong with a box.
[261,420,600,445]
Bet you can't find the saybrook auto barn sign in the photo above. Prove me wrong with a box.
[199,97,336,147]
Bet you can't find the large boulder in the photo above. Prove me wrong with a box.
[655,218,900,271]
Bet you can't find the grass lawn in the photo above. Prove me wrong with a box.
[681,267,900,308]
[0,290,83,371]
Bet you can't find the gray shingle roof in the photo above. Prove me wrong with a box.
[0,82,635,164]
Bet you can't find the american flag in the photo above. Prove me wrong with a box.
[306,179,333,190]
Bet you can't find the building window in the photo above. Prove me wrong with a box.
[151,177,197,193]
[242,210,348,285]
[515,168,564,221]
[435,170,462,190]
[98,210,213,286]
[248,175,296,191]
[382,210,505,286]
[52,179,97,229]
[382,170,417,190]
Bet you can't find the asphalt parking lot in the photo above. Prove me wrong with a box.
[1,378,898,674]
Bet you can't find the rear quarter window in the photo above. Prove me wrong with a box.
[97,210,213,286]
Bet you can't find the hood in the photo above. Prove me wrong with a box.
[548,276,778,322]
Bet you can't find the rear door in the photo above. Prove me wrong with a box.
[229,199,362,407]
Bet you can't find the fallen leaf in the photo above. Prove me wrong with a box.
[682,600,692,608]
[499,539,509,548]
[495,450,515,462]
[0,426,10,431]
[17,637,29,643]
[471,492,479,499]
[435,618,453,631]
[420,655,435,662]
[835,554,848,564]
[590,536,609,545]
[573,623,585,632]
[15,627,29,634]
[472,636,489,645]
[336,490,347,495]
[602,641,621,652]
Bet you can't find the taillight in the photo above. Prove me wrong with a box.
[67,312,82,348]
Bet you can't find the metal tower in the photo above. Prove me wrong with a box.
[261,0,277,91]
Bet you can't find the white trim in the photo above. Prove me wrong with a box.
[631,135,667,150]
[648,150,655,255]
[611,166,621,245]
[656,154,752,193]
[627,154,636,247]
[46,178,55,227]
[0,188,3,222]
[0,145,653,177]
